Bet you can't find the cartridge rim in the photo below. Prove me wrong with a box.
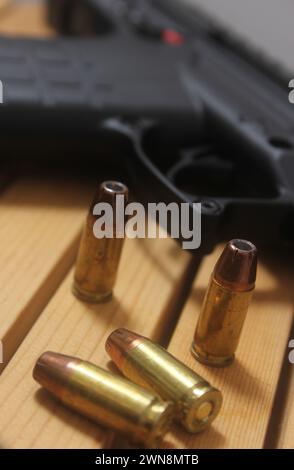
[191,341,234,368]
[143,400,175,448]
[183,383,223,433]
[71,282,112,304]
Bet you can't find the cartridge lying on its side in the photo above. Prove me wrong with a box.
[105,329,222,433]
[33,352,174,447]
[191,239,257,367]
[72,180,128,303]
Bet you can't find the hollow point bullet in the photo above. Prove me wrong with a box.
[105,329,223,433]
[72,181,128,303]
[33,352,175,447]
[191,239,257,367]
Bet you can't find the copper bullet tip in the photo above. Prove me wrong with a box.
[214,239,257,291]
[33,351,78,392]
[105,329,144,369]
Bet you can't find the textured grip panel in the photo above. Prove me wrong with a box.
[0,35,195,133]
[0,37,99,107]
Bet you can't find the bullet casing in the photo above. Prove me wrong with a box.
[73,181,128,303]
[191,239,257,367]
[33,352,174,447]
[106,330,223,433]
[192,278,253,366]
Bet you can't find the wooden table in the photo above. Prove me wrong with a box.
[0,1,293,449]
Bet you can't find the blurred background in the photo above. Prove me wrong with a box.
[186,0,294,74]
[0,0,293,186]
[0,0,292,73]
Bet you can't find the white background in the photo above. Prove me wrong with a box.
[185,0,294,74]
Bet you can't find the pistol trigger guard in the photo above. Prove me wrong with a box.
[100,118,155,142]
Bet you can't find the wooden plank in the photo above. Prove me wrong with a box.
[0,1,54,37]
[0,226,191,448]
[165,246,294,449]
[0,178,93,372]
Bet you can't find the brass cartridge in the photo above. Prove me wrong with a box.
[105,329,222,433]
[33,352,174,447]
[72,181,128,303]
[192,239,257,367]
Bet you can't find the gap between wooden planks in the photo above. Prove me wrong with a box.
[165,247,294,449]
[0,192,191,448]
[0,177,94,373]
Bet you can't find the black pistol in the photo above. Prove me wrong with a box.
[0,0,294,253]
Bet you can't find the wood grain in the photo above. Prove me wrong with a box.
[0,221,191,448]
[165,246,294,449]
[0,178,93,372]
